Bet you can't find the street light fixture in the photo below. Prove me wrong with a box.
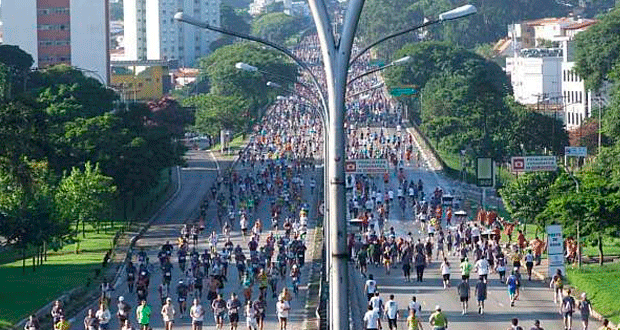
[347,55,411,86]
[349,4,477,65]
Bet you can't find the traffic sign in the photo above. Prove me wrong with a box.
[511,156,557,172]
[344,159,388,174]
[389,87,417,97]
[565,146,587,157]
[476,157,494,187]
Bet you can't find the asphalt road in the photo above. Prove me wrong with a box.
[347,126,602,330]
[69,149,321,330]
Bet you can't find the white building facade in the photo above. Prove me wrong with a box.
[506,18,600,129]
[1,0,109,83]
[124,0,220,67]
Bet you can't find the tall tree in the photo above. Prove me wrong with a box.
[250,13,306,45]
[54,162,116,237]
[500,171,558,232]
[184,93,249,137]
[0,45,34,100]
[573,7,620,91]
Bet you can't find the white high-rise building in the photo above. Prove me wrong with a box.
[1,0,110,83]
[124,0,221,67]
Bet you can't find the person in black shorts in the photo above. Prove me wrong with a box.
[227,293,242,330]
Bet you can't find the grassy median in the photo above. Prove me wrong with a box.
[567,262,620,324]
[0,225,120,327]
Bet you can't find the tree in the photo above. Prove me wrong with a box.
[504,98,569,156]
[500,171,557,233]
[357,0,566,54]
[211,4,251,52]
[537,171,620,265]
[54,162,116,238]
[573,7,620,90]
[0,160,60,273]
[199,42,297,121]
[147,97,194,138]
[250,13,306,45]
[0,45,34,100]
[184,93,249,137]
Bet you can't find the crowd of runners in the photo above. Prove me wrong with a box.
[33,24,614,330]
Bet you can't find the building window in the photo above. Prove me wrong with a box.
[563,70,566,82]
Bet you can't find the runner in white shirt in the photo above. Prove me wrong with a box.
[276,297,290,330]
[364,275,378,301]
[475,256,490,283]
[369,292,384,314]
[363,305,382,330]
[408,296,422,316]
[441,258,452,289]
[384,295,399,330]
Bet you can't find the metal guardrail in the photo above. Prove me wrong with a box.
[315,247,327,330]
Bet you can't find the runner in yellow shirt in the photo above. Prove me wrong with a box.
[407,309,424,330]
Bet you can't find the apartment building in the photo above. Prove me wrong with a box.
[1,0,110,83]
[124,0,220,67]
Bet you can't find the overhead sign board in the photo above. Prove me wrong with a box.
[511,156,557,172]
[476,157,494,187]
[565,146,587,157]
[389,88,417,97]
[345,159,388,174]
[547,225,565,278]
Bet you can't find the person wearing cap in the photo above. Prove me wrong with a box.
[407,308,423,330]
[429,306,447,330]
[529,319,544,330]
[54,315,70,330]
[161,297,176,330]
[117,296,131,324]
[578,292,592,330]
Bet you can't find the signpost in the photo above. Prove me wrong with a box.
[389,86,418,97]
[476,157,494,187]
[565,146,587,157]
[511,156,557,172]
[547,225,565,278]
[345,159,388,174]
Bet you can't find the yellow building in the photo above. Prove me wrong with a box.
[111,65,169,101]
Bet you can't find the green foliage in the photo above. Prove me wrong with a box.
[388,42,567,162]
[573,6,620,90]
[199,42,296,120]
[211,4,252,52]
[54,162,116,233]
[0,45,34,100]
[110,1,123,20]
[183,93,249,137]
[500,171,557,228]
[357,0,566,54]
[251,13,305,46]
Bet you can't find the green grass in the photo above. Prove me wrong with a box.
[0,224,119,326]
[209,134,248,157]
[567,262,620,324]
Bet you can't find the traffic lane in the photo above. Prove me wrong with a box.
[68,153,221,330]
[372,217,601,330]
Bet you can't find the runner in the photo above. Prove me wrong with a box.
[83,309,99,330]
[276,296,291,330]
[475,279,487,315]
[578,293,592,330]
[116,296,131,325]
[429,306,448,330]
[227,292,242,330]
[161,298,176,330]
[135,300,151,330]
[364,274,378,301]
[551,269,564,304]
[561,289,576,330]
[440,258,451,289]
[384,294,399,330]
[363,305,382,330]
[95,303,111,330]
[506,270,519,307]
[457,279,470,315]
[406,309,423,330]
[211,294,226,330]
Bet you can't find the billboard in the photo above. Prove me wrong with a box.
[511,156,557,172]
